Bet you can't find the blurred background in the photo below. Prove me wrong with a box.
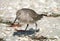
[0,0,60,41]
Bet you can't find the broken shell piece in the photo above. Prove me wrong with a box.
[9,24,22,27]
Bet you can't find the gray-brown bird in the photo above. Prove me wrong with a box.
[11,8,48,31]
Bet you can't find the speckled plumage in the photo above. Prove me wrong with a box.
[16,8,45,24]
[12,8,47,31]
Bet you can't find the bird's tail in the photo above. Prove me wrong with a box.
[40,14,47,17]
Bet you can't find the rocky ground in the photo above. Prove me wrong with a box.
[0,0,60,41]
[0,16,60,41]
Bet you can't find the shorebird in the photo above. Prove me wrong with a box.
[11,8,48,31]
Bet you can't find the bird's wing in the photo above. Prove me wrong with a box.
[29,11,39,21]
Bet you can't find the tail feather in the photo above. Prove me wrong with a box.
[40,14,47,16]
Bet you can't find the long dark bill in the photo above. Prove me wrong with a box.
[11,17,18,25]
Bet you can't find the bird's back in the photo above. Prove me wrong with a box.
[16,8,38,16]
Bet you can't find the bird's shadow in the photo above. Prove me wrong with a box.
[13,28,39,36]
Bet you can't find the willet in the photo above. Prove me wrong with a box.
[12,8,47,31]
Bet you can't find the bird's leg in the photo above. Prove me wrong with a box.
[34,23,38,34]
[35,22,37,31]
[25,24,29,31]
[11,17,17,25]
